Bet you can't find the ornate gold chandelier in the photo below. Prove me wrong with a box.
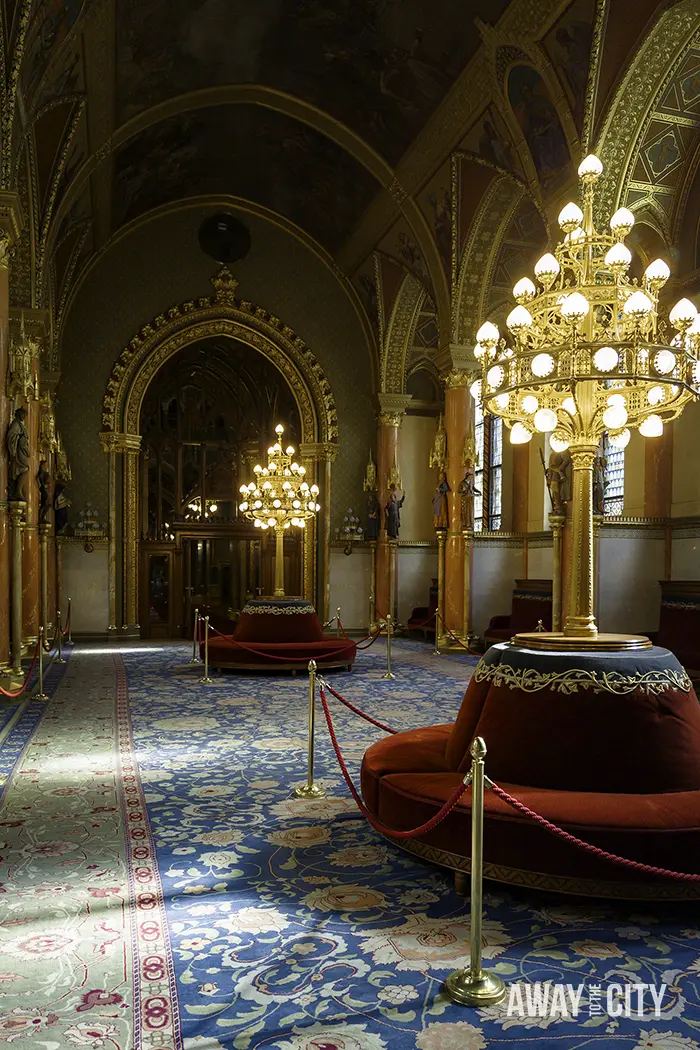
[239,424,320,597]
[472,153,700,647]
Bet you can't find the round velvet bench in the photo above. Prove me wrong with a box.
[201,597,356,673]
[361,642,700,899]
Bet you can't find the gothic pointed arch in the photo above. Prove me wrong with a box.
[380,271,425,395]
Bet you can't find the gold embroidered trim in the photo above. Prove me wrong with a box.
[473,659,692,696]
[242,603,316,616]
[661,600,700,611]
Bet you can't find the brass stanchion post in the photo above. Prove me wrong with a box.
[369,539,377,632]
[444,737,506,1007]
[55,609,66,664]
[34,626,49,700]
[382,613,395,679]
[336,607,341,638]
[294,659,326,799]
[66,597,74,645]
[199,615,213,684]
[435,528,447,652]
[187,607,200,664]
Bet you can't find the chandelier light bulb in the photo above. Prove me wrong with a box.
[300,482,309,492]
[495,393,510,409]
[593,346,619,372]
[608,428,631,449]
[647,385,665,405]
[474,342,485,359]
[513,277,536,302]
[476,320,500,346]
[534,407,558,433]
[275,424,284,434]
[534,253,560,286]
[558,201,584,232]
[510,422,533,444]
[603,404,628,429]
[669,297,698,329]
[286,445,295,455]
[607,393,626,408]
[470,378,482,402]
[531,352,555,377]
[521,395,539,414]
[239,501,248,511]
[293,499,301,509]
[254,499,262,509]
[267,517,276,527]
[644,258,670,287]
[639,415,663,437]
[560,291,589,322]
[487,365,505,389]
[562,396,577,416]
[310,484,320,495]
[267,446,275,456]
[239,484,248,494]
[610,207,635,236]
[254,464,262,473]
[506,305,534,331]
[272,498,281,508]
[549,434,570,452]
[623,290,653,319]
[654,349,676,374]
[254,518,261,528]
[577,153,604,180]
[605,243,632,270]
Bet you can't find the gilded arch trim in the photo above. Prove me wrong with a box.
[381,271,425,395]
[102,267,338,447]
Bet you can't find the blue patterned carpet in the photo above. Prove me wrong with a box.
[119,639,700,1050]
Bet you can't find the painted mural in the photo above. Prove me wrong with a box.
[21,0,92,107]
[116,0,511,163]
[542,0,595,133]
[507,65,570,189]
[112,106,379,253]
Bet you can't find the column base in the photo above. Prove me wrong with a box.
[120,625,141,640]
[513,631,652,652]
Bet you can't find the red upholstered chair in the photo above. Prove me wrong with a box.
[483,579,552,645]
[407,581,439,637]
[361,642,700,899]
[653,581,700,674]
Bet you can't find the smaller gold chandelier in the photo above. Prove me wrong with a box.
[239,424,320,597]
[472,153,700,646]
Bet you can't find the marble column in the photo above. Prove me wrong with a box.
[443,370,474,641]
[375,396,411,620]
[0,243,9,671]
[122,436,141,633]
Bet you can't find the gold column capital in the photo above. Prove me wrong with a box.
[444,369,477,390]
[299,442,339,462]
[101,431,142,454]
[377,393,412,426]
[0,190,23,248]
[9,501,26,525]
[436,343,478,378]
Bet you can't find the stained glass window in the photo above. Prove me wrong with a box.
[603,433,624,516]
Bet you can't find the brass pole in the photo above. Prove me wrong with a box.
[10,503,25,677]
[66,597,73,645]
[336,606,341,638]
[462,528,473,644]
[274,525,285,597]
[564,446,598,637]
[369,539,377,632]
[444,737,506,1007]
[382,613,395,679]
[40,523,49,635]
[34,626,48,700]
[436,528,447,651]
[55,608,65,664]
[188,607,200,664]
[199,615,213,684]
[549,513,565,633]
[294,659,326,799]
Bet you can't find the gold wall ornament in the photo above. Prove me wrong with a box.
[429,413,447,472]
[381,272,425,395]
[471,153,700,648]
[39,395,58,456]
[211,265,239,304]
[387,448,402,491]
[7,315,37,400]
[462,433,477,468]
[0,233,11,269]
[363,449,377,492]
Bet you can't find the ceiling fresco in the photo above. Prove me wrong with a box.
[115,0,511,164]
[21,0,92,108]
[112,105,380,253]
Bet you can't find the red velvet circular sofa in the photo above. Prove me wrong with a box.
[201,597,356,673]
[361,642,700,899]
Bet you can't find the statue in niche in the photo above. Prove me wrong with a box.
[593,454,607,516]
[6,407,30,501]
[37,459,52,523]
[432,470,449,528]
[546,449,572,515]
[385,485,405,539]
[458,468,481,529]
[53,482,71,535]
[365,491,380,541]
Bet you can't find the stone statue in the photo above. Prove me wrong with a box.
[53,482,71,535]
[429,414,447,472]
[6,407,30,501]
[37,459,52,523]
[432,471,449,528]
[593,454,607,516]
[385,485,405,539]
[458,468,481,529]
[546,450,572,515]
[365,492,380,540]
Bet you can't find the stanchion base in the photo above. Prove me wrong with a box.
[187,658,200,665]
[381,671,396,680]
[54,658,66,665]
[199,676,214,684]
[443,967,506,1007]
[65,641,75,647]
[33,692,49,701]
[294,783,327,799]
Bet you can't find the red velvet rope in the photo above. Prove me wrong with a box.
[337,618,382,650]
[490,783,700,883]
[435,613,482,656]
[203,620,356,663]
[319,686,469,838]
[62,604,71,636]
[322,679,398,735]
[0,638,42,697]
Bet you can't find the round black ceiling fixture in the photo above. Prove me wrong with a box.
[198,214,251,264]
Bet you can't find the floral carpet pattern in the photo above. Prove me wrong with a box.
[0,639,699,1049]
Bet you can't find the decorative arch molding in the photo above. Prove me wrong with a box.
[101,267,339,633]
[595,0,700,222]
[381,272,425,395]
[453,175,525,346]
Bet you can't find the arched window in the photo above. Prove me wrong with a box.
[603,433,624,516]
[473,403,502,532]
